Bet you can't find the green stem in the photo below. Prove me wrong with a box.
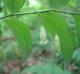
[0,8,80,19]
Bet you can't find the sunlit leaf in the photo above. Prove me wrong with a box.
[4,0,25,12]
[5,18,32,55]
[69,0,77,7]
[40,12,74,61]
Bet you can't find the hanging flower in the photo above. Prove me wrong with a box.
[54,34,60,51]
[40,26,48,44]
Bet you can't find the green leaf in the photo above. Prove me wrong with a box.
[49,0,69,8]
[22,63,71,74]
[5,18,32,55]
[40,12,74,61]
[4,0,25,12]
[68,0,77,7]
[72,14,80,47]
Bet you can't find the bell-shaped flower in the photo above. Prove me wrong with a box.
[40,26,48,44]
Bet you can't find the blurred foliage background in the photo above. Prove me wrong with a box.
[0,0,80,74]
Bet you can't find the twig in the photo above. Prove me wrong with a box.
[0,9,80,19]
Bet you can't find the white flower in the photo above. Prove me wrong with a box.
[54,34,60,51]
[40,26,48,44]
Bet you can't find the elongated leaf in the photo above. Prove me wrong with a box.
[49,0,69,8]
[69,0,77,7]
[40,12,74,61]
[5,18,32,55]
[72,15,80,47]
[40,14,57,38]
[4,0,25,12]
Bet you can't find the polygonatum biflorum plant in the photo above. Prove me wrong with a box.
[1,0,80,64]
